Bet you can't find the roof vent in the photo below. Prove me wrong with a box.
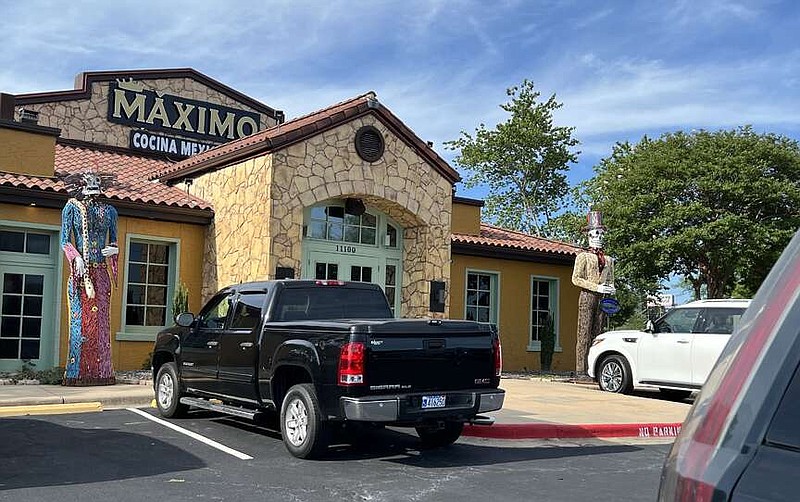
[354,125,384,163]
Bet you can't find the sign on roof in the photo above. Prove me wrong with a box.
[108,79,261,143]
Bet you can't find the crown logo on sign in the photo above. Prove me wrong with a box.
[116,78,145,93]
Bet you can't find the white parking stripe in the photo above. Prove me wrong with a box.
[126,408,254,460]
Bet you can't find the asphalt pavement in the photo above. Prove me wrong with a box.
[0,376,693,440]
[0,408,672,502]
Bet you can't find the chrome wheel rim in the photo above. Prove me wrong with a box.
[600,361,623,392]
[285,398,309,447]
[158,373,174,409]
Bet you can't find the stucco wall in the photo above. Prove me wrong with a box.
[450,253,581,372]
[15,78,276,149]
[451,201,481,236]
[0,128,56,177]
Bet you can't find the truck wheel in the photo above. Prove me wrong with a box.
[597,355,633,394]
[415,421,464,448]
[280,384,328,459]
[155,362,188,418]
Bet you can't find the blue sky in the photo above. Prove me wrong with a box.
[2,0,798,300]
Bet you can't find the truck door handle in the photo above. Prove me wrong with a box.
[677,340,690,344]
[239,342,254,349]
[206,340,219,347]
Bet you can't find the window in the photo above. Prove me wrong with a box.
[766,362,800,450]
[529,277,559,350]
[275,288,392,321]
[699,308,746,335]
[656,308,702,334]
[230,293,265,330]
[198,293,233,330]
[465,271,498,324]
[385,263,397,315]
[0,273,44,359]
[307,205,377,245]
[350,266,373,282]
[315,262,339,280]
[0,230,51,255]
[125,241,173,328]
[385,224,398,248]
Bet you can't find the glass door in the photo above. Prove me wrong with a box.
[0,267,55,370]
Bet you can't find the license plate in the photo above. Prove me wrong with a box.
[421,395,446,409]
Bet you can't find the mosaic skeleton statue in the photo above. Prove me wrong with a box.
[572,211,616,377]
[60,172,119,386]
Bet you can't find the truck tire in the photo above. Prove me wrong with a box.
[280,383,328,459]
[155,362,188,418]
[415,421,464,448]
[597,354,634,394]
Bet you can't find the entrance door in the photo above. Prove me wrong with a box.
[308,251,381,286]
[0,267,56,371]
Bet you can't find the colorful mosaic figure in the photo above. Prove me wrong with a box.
[60,172,119,386]
[572,210,616,377]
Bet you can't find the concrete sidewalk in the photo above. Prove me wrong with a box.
[0,377,691,439]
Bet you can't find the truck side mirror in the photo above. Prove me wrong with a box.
[175,312,195,327]
[645,319,655,333]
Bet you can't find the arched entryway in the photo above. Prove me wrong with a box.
[301,200,403,315]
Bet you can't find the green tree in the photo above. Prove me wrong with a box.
[588,127,800,299]
[445,80,580,236]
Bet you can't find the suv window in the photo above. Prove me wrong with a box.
[699,307,746,335]
[765,362,800,450]
[655,308,702,333]
[230,292,266,330]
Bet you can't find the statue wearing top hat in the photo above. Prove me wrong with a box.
[572,211,615,377]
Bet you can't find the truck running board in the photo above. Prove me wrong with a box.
[180,397,258,420]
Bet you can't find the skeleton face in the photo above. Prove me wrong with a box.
[587,228,605,249]
[81,173,102,197]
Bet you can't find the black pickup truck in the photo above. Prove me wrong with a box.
[151,280,504,458]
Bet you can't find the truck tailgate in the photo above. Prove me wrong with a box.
[364,320,496,393]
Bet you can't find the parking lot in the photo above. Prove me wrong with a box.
[1,407,672,502]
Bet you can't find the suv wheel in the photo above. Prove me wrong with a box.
[155,362,188,418]
[415,421,464,448]
[280,383,328,459]
[598,355,633,394]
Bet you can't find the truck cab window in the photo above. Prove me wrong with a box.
[198,293,233,330]
[230,292,266,330]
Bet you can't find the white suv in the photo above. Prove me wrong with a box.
[588,299,751,398]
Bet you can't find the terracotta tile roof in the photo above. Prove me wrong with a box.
[452,223,582,257]
[0,143,212,210]
[157,92,461,184]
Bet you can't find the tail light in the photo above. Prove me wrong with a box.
[492,336,502,377]
[338,342,365,386]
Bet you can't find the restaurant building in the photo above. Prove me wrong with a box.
[0,69,582,374]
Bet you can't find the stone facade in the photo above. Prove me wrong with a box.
[15,78,276,149]
[189,113,453,317]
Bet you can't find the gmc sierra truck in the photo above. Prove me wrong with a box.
[151,280,504,458]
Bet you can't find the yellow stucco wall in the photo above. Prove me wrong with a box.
[0,128,56,177]
[0,203,205,371]
[451,202,481,236]
[450,253,581,372]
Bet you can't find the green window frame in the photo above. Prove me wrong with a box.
[528,276,561,352]
[117,235,180,341]
[465,270,499,324]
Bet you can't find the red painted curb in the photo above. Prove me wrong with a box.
[463,422,684,440]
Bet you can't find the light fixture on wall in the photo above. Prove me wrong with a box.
[345,197,366,216]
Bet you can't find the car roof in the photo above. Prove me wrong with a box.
[675,298,752,309]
